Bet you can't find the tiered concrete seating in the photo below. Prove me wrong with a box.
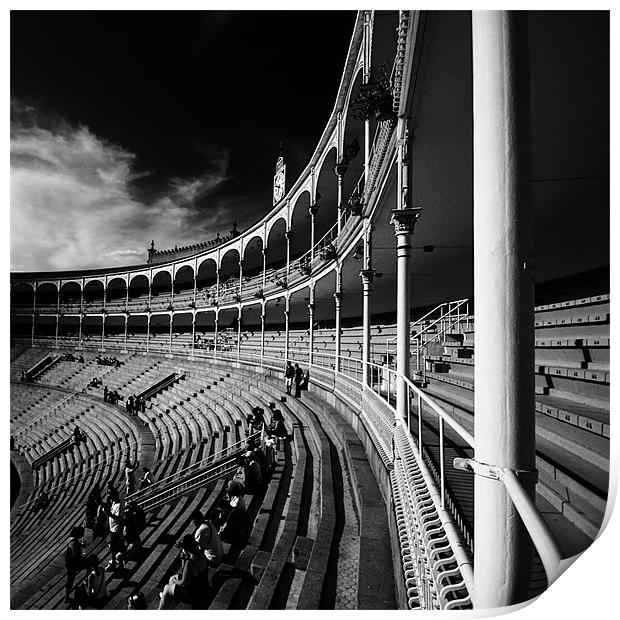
[421,294,609,550]
[10,347,53,381]
[10,385,147,609]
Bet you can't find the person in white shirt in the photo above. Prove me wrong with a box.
[191,509,223,582]
[106,488,124,570]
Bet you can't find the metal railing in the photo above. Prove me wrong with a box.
[385,298,470,379]
[13,329,566,605]
[126,430,261,511]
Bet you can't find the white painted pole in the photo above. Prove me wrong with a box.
[472,10,535,608]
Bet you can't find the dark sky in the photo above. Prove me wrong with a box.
[10,11,357,270]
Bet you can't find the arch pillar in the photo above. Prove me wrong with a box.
[123,313,128,352]
[101,314,106,351]
[239,259,244,296]
[360,269,374,385]
[335,161,348,235]
[334,292,342,372]
[191,312,196,356]
[236,306,242,363]
[309,204,320,261]
[260,307,266,367]
[31,314,36,348]
[54,314,59,348]
[285,230,292,277]
[262,247,267,290]
[308,285,315,366]
[214,310,219,359]
[168,312,173,355]
[146,314,151,353]
[284,297,290,363]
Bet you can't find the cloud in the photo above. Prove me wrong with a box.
[10,103,231,272]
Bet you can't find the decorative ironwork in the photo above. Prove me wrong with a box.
[352,65,395,122]
[298,257,312,276]
[320,242,338,261]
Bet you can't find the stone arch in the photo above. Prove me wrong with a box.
[242,235,264,277]
[12,282,35,307]
[196,258,217,304]
[341,68,366,205]
[83,280,104,306]
[219,248,241,282]
[106,277,127,304]
[265,218,288,269]
[314,145,339,243]
[289,190,312,261]
[128,274,149,300]
[174,265,195,295]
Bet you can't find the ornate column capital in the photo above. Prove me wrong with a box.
[390,206,422,235]
[334,161,348,177]
[359,269,376,285]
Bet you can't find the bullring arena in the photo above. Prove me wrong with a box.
[10,10,610,612]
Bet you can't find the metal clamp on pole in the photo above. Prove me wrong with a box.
[453,458,562,587]
[453,458,538,485]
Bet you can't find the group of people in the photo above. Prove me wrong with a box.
[67,480,147,608]
[193,334,215,350]
[62,400,292,610]
[284,361,308,398]
[126,394,147,416]
[158,415,289,610]
[123,459,155,494]
[95,355,122,367]
[61,352,85,363]
[72,425,86,446]
[102,385,122,405]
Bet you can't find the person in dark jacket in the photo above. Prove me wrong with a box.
[218,496,250,546]
[294,364,304,398]
[158,535,209,609]
[285,361,295,395]
[64,525,87,603]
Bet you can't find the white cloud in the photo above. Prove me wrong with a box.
[10,108,230,272]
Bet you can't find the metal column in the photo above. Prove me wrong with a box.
[472,10,535,608]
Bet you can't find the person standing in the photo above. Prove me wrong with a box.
[125,459,138,495]
[106,488,124,570]
[64,525,86,603]
[285,361,295,395]
[139,466,154,490]
[294,364,304,398]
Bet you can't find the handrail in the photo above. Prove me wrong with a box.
[15,329,569,605]
[402,375,474,448]
[16,434,141,510]
[411,299,468,342]
[126,429,262,503]
[499,468,563,586]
